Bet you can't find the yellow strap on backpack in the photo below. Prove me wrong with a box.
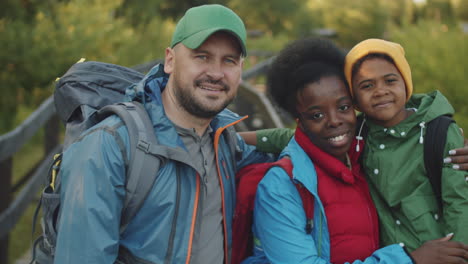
[50,154,62,191]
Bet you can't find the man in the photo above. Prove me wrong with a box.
[54,4,269,264]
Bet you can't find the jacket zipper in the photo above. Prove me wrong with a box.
[185,173,201,264]
[213,116,247,264]
[164,166,182,264]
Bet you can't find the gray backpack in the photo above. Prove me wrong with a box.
[31,61,164,264]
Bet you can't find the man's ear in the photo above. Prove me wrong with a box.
[164,47,175,74]
[240,58,244,82]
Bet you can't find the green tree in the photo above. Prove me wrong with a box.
[229,0,312,35]
[390,20,468,131]
[454,0,468,20]
[424,0,457,24]
[117,0,229,26]
[0,0,172,133]
[308,0,389,47]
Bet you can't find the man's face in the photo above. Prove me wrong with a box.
[164,31,243,119]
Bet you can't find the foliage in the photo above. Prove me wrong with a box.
[454,0,468,20]
[230,0,314,35]
[117,0,229,26]
[307,0,389,48]
[389,20,468,132]
[423,0,458,25]
[0,0,172,133]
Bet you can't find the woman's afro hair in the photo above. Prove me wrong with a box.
[267,37,346,117]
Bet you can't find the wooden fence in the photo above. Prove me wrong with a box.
[0,57,284,263]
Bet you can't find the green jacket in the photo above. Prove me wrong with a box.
[358,91,468,251]
[255,91,468,251]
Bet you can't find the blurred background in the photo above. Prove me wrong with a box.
[0,0,467,263]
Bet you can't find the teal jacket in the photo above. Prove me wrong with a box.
[357,91,468,251]
[54,65,271,264]
[243,137,412,264]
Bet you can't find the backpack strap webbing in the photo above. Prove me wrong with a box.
[424,115,454,212]
[96,101,163,232]
[279,158,315,234]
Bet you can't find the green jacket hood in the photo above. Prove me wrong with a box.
[406,90,454,123]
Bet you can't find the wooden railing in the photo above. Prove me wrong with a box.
[0,56,284,263]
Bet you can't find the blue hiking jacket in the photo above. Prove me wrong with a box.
[243,137,413,264]
[54,65,270,264]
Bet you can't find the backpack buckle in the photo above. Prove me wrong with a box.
[137,140,150,153]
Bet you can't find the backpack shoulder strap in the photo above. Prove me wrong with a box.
[424,115,455,211]
[276,158,315,234]
[96,101,163,232]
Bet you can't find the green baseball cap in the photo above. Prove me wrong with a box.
[170,4,247,56]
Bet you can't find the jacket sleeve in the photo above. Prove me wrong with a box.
[255,128,294,154]
[441,123,468,243]
[236,133,274,169]
[252,167,413,264]
[54,121,127,264]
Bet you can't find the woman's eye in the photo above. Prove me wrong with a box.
[311,113,323,120]
[386,79,397,84]
[339,105,351,111]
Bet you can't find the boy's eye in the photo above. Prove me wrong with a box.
[360,83,372,90]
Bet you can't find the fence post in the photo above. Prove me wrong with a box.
[45,114,60,154]
[0,157,13,264]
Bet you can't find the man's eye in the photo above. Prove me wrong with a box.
[225,58,237,64]
[196,55,207,60]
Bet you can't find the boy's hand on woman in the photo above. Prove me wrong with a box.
[446,130,468,171]
[410,234,468,264]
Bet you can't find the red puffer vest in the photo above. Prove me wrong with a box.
[295,128,379,264]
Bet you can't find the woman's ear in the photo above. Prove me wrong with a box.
[296,116,304,131]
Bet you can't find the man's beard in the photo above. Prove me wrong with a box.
[174,79,235,119]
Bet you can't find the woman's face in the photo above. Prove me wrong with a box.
[296,75,356,162]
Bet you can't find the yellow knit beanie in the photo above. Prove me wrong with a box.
[344,38,413,101]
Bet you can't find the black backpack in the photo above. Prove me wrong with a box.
[357,114,455,212]
[31,61,164,264]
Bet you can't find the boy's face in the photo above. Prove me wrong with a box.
[352,58,407,128]
[296,76,356,163]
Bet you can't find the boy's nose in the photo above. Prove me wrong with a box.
[373,85,389,97]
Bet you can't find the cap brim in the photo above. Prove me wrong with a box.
[181,28,247,56]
